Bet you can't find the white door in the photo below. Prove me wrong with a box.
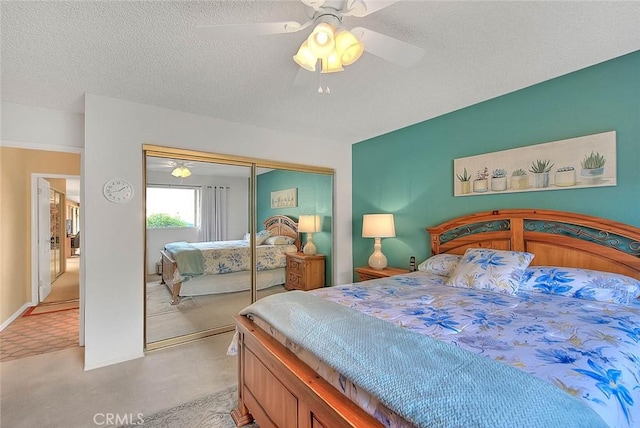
[38,178,52,302]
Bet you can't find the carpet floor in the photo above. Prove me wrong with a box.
[146,279,285,343]
[119,385,258,428]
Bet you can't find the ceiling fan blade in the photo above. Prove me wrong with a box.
[195,21,306,38]
[345,0,401,17]
[293,67,316,87]
[351,26,425,68]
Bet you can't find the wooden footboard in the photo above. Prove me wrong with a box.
[232,315,382,428]
[160,250,182,305]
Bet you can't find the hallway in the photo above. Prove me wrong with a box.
[44,255,79,303]
[0,257,80,362]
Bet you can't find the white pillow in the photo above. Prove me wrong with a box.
[243,230,272,245]
[447,248,534,295]
[255,229,272,245]
[264,235,296,245]
[417,254,462,277]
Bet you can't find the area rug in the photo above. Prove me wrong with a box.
[22,300,79,316]
[119,385,258,428]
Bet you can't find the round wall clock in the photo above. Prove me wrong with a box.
[103,179,134,203]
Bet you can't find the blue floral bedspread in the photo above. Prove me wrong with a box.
[308,272,640,428]
[166,240,297,282]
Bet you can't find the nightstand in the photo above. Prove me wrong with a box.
[285,252,326,291]
[355,266,411,282]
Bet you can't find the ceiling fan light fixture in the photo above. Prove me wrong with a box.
[321,49,344,73]
[293,41,317,71]
[171,165,192,178]
[307,23,336,58]
[335,29,364,66]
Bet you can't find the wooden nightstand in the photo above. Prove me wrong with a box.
[285,252,326,291]
[355,266,411,282]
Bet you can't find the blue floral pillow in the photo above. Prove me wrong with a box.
[417,254,462,277]
[519,266,640,305]
[446,248,534,295]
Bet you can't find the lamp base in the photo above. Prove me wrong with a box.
[303,234,317,255]
[367,238,387,270]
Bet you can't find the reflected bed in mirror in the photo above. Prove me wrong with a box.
[160,215,300,304]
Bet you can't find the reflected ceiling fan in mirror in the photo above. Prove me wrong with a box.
[147,158,194,178]
[195,0,425,77]
[171,162,192,178]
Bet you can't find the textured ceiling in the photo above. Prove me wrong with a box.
[2,1,639,145]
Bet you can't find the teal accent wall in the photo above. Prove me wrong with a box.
[257,170,333,286]
[352,51,640,275]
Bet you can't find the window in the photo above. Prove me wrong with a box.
[146,186,198,228]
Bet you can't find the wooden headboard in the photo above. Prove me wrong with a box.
[264,215,300,251]
[427,209,640,281]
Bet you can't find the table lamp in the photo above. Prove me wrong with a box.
[298,215,321,255]
[362,214,395,270]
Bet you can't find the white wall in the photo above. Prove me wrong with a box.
[84,94,352,369]
[1,102,84,150]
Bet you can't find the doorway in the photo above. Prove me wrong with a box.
[31,174,81,336]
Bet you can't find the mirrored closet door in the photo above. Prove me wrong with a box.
[143,146,334,350]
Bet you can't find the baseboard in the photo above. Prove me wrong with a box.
[0,302,32,331]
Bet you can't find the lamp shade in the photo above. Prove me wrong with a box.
[362,214,395,238]
[298,215,321,233]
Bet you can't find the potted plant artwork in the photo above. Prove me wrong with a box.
[490,168,507,191]
[529,159,554,188]
[580,152,606,185]
[555,166,576,187]
[473,167,489,193]
[510,169,528,190]
[456,167,472,194]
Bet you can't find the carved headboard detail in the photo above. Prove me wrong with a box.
[427,209,640,280]
[264,215,300,251]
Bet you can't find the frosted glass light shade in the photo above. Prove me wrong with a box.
[293,41,317,72]
[335,30,364,66]
[171,165,191,178]
[321,49,344,73]
[308,23,336,58]
[362,214,395,238]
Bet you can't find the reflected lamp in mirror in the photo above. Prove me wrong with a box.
[362,214,396,270]
[298,215,321,255]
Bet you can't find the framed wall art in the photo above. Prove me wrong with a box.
[271,188,298,208]
[453,131,616,197]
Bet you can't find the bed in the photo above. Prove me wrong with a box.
[160,215,299,304]
[230,209,640,428]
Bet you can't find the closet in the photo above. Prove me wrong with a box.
[143,145,334,349]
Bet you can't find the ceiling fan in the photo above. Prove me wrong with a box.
[195,0,425,74]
